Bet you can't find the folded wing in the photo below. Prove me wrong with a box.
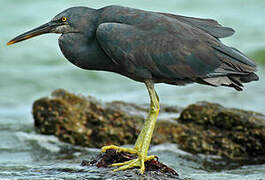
[159,13,235,39]
[96,15,258,91]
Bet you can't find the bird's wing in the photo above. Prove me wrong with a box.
[159,13,235,39]
[96,21,256,87]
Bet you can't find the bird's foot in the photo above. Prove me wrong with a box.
[112,154,156,174]
[101,145,156,174]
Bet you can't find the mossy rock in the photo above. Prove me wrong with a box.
[178,102,265,160]
[33,89,265,162]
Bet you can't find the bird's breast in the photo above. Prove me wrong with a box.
[58,34,116,71]
[59,34,84,66]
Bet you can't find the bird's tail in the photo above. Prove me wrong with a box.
[201,45,259,91]
[202,72,258,91]
[227,72,259,91]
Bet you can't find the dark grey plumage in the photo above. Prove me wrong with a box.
[7,5,258,90]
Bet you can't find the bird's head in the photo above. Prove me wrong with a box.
[7,7,95,46]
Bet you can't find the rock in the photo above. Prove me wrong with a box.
[33,89,144,147]
[177,102,265,161]
[81,149,180,179]
[33,89,181,148]
[33,89,265,162]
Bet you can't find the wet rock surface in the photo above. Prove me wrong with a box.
[177,102,265,161]
[33,89,265,163]
[81,149,180,179]
[33,89,181,148]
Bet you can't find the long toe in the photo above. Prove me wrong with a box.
[111,159,136,167]
[101,145,137,154]
[113,159,139,172]
[112,155,156,174]
[101,145,156,174]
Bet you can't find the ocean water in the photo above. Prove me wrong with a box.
[0,0,265,179]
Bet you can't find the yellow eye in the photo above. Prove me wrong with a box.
[61,17,67,22]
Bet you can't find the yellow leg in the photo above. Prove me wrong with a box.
[101,80,160,174]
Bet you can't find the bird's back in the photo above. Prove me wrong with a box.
[96,6,258,90]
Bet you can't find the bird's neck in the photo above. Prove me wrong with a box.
[58,33,116,71]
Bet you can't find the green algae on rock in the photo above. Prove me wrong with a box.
[33,89,265,162]
[33,89,144,147]
[178,102,265,160]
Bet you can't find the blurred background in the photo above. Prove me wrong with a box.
[0,0,264,179]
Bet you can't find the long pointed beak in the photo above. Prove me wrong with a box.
[7,22,56,46]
